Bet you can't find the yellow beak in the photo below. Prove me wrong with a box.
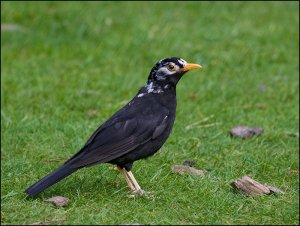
[181,63,203,72]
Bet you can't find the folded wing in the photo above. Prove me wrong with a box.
[66,99,169,168]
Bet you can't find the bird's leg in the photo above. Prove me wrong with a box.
[126,171,145,195]
[117,167,136,192]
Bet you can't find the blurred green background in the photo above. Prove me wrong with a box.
[1,1,299,225]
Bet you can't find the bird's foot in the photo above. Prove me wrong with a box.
[127,189,145,198]
[136,189,145,195]
[128,190,158,200]
[132,189,145,195]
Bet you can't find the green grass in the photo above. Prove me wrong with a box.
[1,1,299,225]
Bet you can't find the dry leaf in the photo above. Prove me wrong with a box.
[230,126,263,139]
[231,176,284,196]
[46,196,69,207]
[172,165,207,176]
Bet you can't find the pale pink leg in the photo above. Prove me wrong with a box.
[126,171,144,195]
[117,167,136,192]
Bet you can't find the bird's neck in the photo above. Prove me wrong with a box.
[144,80,175,94]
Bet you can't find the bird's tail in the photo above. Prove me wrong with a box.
[25,164,78,197]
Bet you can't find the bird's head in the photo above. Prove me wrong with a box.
[148,57,202,86]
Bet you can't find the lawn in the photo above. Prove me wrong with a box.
[1,1,299,225]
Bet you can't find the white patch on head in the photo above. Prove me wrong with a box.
[156,65,179,81]
[178,59,187,67]
[156,67,173,80]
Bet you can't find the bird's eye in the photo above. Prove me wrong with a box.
[167,64,176,71]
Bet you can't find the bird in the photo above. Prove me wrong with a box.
[25,57,202,196]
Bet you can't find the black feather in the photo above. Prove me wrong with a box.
[25,164,78,196]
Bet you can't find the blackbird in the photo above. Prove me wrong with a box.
[25,57,202,196]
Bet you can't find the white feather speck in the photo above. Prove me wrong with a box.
[145,81,164,94]
[178,59,187,67]
[146,82,154,93]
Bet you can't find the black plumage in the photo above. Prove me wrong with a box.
[25,57,202,196]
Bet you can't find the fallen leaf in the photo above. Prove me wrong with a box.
[230,126,263,139]
[172,165,207,176]
[231,176,270,196]
[46,196,69,207]
[231,176,285,196]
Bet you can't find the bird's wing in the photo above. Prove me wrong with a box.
[65,97,169,168]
